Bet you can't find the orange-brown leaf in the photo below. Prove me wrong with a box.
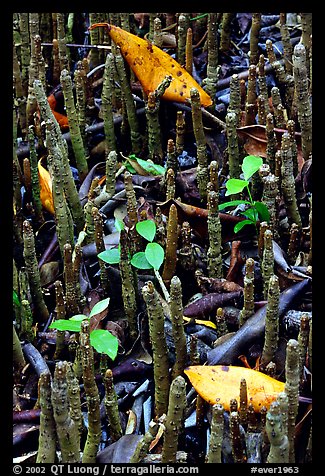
[89,23,212,107]
[38,159,55,215]
[184,365,285,412]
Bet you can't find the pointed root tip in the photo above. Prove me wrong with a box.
[88,23,111,32]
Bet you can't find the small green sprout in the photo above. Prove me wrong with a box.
[49,297,118,360]
[219,155,270,233]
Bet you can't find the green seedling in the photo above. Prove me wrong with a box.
[98,219,169,300]
[13,290,21,307]
[98,219,165,271]
[49,297,118,360]
[219,155,270,233]
[124,154,165,176]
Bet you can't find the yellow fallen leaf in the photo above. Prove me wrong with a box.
[89,23,213,107]
[183,316,217,329]
[38,158,54,214]
[184,365,285,412]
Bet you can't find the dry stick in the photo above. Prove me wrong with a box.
[142,281,170,417]
[80,320,101,463]
[190,87,209,203]
[36,372,56,463]
[161,376,187,463]
[51,361,80,462]
[23,220,49,322]
[266,401,289,463]
[104,369,123,442]
[250,13,261,65]
[284,339,300,463]
[260,275,280,369]
[202,13,219,106]
[293,43,312,161]
[207,190,223,279]
[169,276,187,379]
[162,203,178,287]
[239,257,255,326]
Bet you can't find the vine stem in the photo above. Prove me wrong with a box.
[154,269,170,303]
[246,184,259,235]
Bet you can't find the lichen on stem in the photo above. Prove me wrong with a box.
[142,281,170,417]
[104,369,123,442]
[207,190,223,279]
[36,372,56,463]
[161,375,186,463]
[261,229,274,299]
[162,203,178,287]
[260,275,280,369]
[169,276,187,378]
[284,339,300,463]
[51,361,80,462]
[239,257,255,326]
[80,320,101,463]
[23,220,49,322]
[190,87,209,202]
[266,401,289,463]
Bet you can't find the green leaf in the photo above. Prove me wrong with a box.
[115,218,125,232]
[240,207,259,222]
[225,178,249,196]
[89,297,110,318]
[136,220,156,242]
[145,242,165,270]
[98,248,120,264]
[254,201,270,223]
[69,314,88,322]
[124,162,137,174]
[49,319,82,332]
[90,329,118,360]
[218,199,251,211]
[242,155,263,181]
[131,252,153,269]
[130,155,165,176]
[13,290,20,307]
[234,219,255,233]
